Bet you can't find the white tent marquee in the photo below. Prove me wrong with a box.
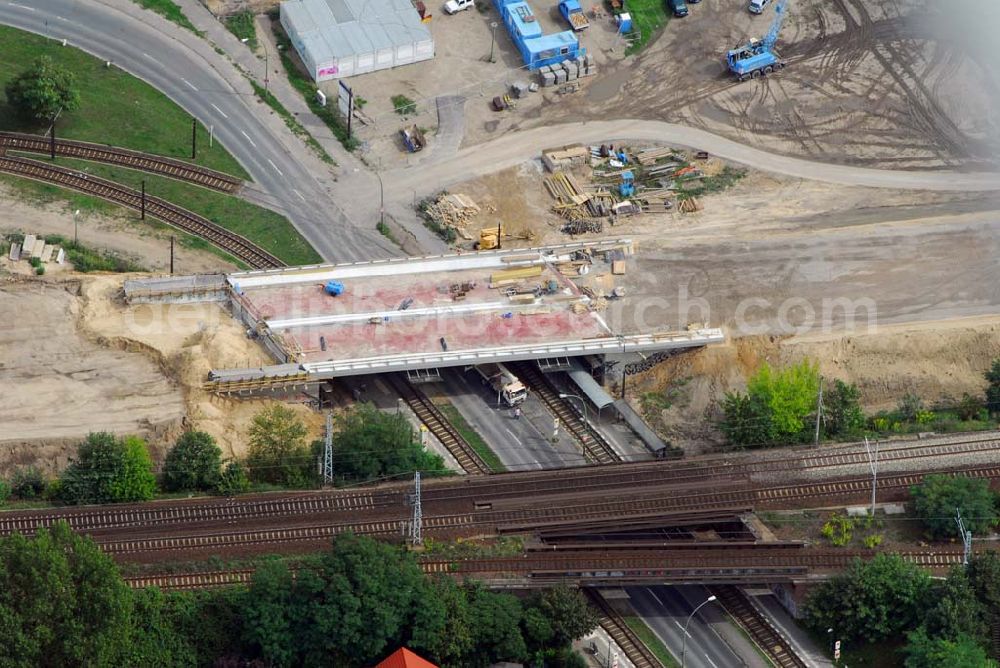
[281,0,435,82]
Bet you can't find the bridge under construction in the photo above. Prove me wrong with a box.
[125,239,725,392]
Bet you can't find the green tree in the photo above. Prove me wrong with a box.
[163,430,223,492]
[720,391,776,447]
[910,474,997,539]
[332,403,447,482]
[968,552,1000,629]
[246,404,311,486]
[122,588,198,666]
[804,554,931,644]
[0,522,131,666]
[923,567,989,645]
[4,56,81,123]
[823,380,865,437]
[903,629,996,668]
[465,583,528,667]
[409,577,474,667]
[747,360,820,437]
[214,460,251,496]
[985,358,1000,415]
[60,432,157,504]
[528,586,597,648]
[242,559,297,667]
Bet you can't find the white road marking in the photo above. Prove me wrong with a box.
[143,52,154,60]
[293,189,306,202]
[210,103,229,119]
[504,428,522,446]
[648,588,668,609]
[673,621,692,639]
[9,3,36,11]
[56,15,69,21]
[704,654,719,668]
[181,78,197,91]
[267,159,283,176]
[240,130,257,147]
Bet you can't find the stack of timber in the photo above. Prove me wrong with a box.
[422,193,481,238]
[635,146,682,166]
[544,171,614,222]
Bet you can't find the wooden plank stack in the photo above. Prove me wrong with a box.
[423,193,481,231]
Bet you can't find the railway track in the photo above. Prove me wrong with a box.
[585,589,665,668]
[709,585,807,668]
[507,361,620,464]
[0,155,283,269]
[388,373,491,475]
[0,131,242,192]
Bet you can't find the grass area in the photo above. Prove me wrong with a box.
[249,81,333,164]
[376,220,399,246]
[621,615,680,668]
[224,10,258,50]
[420,536,523,559]
[391,94,418,116]
[623,0,670,55]
[438,404,507,473]
[132,0,200,34]
[0,26,245,179]
[675,166,748,200]
[4,231,146,273]
[6,155,322,265]
[271,24,357,151]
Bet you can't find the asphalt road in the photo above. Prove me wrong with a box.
[0,0,395,262]
[441,368,585,471]
[627,585,744,668]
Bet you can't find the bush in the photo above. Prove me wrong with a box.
[911,474,998,539]
[985,359,1000,415]
[957,393,983,421]
[391,94,417,116]
[10,467,45,500]
[59,433,157,504]
[820,514,855,547]
[0,481,10,504]
[35,265,45,275]
[246,404,312,486]
[721,360,819,447]
[213,461,250,496]
[162,431,222,492]
[897,392,924,422]
[823,379,865,438]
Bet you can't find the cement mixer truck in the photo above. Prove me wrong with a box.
[471,363,528,407]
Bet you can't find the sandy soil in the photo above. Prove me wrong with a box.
[0,184,237,275]
[0,277,186,475]
[627,317,1000,454]
[78,276,326,460]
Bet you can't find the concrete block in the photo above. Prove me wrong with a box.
[562,61,578,80]
[554,68,567,84]
[541,70,556,87]
[574,57,586,76]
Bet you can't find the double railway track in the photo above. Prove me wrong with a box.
[585,589,664,668]
[0,155,283,268]
[709,585,807,668]
[508,361,620,464]
[0,131,242,192]
[389,373,491,475]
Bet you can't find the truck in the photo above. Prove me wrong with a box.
[444,0,474,13]
[471,363,528,406]
[559,0,589,31]
[726,0,788,80]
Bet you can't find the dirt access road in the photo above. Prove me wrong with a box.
[544,0,1000,170]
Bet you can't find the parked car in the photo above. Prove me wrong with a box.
[748,0,771,13]
[444,0,474,14]
[666,0,688,16]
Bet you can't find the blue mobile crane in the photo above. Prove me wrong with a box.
[726,0,788,81]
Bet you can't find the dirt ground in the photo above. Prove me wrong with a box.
[0,184,237,275]
[0,277,185,475]
[333,0,999,171]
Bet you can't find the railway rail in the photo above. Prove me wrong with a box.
[0,131,242,192]
[585,589,665,668]
[709,585,807,668]
[388,373,491,475]
[508,361,620,464]
[0,155,283,269]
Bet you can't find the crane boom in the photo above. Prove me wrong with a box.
[763,0,789,49]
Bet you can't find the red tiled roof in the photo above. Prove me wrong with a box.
[374,647,438,668]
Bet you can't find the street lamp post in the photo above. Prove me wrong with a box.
[559,393,588,422]
[681,595,717,668]
[489,22,498,63]
[72,209,81,245]
[376,161,385,227]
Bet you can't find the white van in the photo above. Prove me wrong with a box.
[748,0,771,14]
